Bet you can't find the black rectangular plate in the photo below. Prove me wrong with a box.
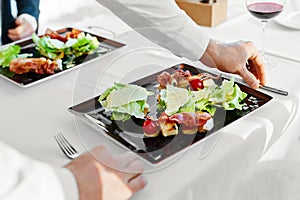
[0,27,125,87]
[69,64,273,164]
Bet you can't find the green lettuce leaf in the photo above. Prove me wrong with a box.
[157,89,167,110]
[159,85,197,115]
[0,44,21,67]
[99,83,127,101]
[178,92,196,113]
[99,83,150,120]
[32,34,66,60]
[67,33,99,57]
[195,98,216,115]
[194,77,247,113]
[110,100,148,119]
[111,112,131,121]
[0,68,15,78]
[222,84,247,110]
[32,32,100,61]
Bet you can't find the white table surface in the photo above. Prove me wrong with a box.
[1,0,300,199]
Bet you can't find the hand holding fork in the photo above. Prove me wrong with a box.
[54,133,147,199]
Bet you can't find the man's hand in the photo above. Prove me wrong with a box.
[66,145,146,200]
[8,17,36,41]
[200,40,265,89]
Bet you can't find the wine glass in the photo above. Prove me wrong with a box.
[246,0,286,70]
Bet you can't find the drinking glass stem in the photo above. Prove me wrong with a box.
[261,20,268,61]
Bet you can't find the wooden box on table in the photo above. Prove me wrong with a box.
[175,0,228,27]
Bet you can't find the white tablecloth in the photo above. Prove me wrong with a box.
[1,0,300,199]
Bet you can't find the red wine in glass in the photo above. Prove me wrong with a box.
[247,2,284,20]
[246,0,285,70]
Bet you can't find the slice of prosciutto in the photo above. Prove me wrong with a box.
[170,112,211,126]
[156,69,192,89]
[10,58,58,74]
[170,112,212,134]
[156,112,212,136]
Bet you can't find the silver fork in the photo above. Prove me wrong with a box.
[54,133,80,159]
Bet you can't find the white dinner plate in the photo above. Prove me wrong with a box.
[275,11,300,30]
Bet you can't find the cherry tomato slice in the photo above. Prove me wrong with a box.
[189,79,204,90]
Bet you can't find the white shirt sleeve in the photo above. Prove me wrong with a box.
[95,0,210,61]
[0,141,79,200]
